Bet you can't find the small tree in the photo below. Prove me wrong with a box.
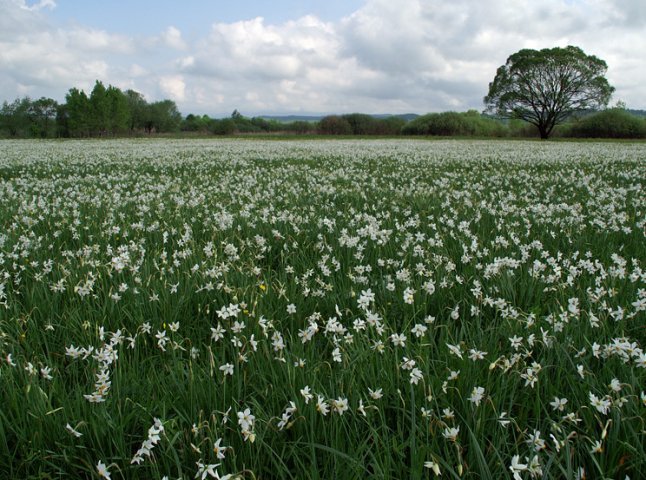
[105,86,130,134]
[30,97,58,137]
[484,46,614,139]
[65,88,91,137]
[318,115,352,135]
[89,80,110,135]
[125,89,149,132]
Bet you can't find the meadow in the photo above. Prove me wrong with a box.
[0,138,644,479]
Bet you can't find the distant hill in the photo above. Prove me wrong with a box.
[259,113,419,123]
[372,113,420,122]
[259,115,321,123]
[627,109,646,117]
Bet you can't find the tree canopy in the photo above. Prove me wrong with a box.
[484,46,614,139]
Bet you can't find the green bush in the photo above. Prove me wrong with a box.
[569,109,646,138]
[210,118,236,135]
[318,115,353,135]
[338,114,406,135]
[402,111,507,136]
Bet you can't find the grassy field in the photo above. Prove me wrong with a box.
[0,139,644,479]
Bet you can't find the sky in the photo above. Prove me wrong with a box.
[1,0,645,116]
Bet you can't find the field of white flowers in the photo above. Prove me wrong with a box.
[0,139,644,479]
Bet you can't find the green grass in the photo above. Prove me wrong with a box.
[0,138,644,479]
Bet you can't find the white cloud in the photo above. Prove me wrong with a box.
[0,0,644,114]
[162,26,187,50]
[129,64,148,77]
[335,0,646,111]
[159,75,186,101]
[19,0,55,11]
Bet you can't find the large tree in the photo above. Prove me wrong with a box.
[484,46,614,139]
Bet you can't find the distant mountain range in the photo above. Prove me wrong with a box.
[259,113,420,123]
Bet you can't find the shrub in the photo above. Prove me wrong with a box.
[402,111,506,136]
[210,118,236,135]
[569,109,646,138]
[318,115,353,135]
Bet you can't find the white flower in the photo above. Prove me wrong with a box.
[442,426,459,442]
[368,388,383,400]
[357,399,367,416]
[213,438,229,460]
[424,460,441,476]
[332,397,349,415]
[447,370,460,381]
[589,392,611,415]
[411,323,428,337]
[237,408,255,431]
[446,343,463,359]
[316,395,329,416]
[65,423,82,438]
[195,461,220,479]
[509,455,527,480]
[96,460,111,479]
[410,368,423,385]
[40,366,53,380]
[509,335,523,350]
[357,288,375,310]
[468,349,487,361]
[526,430,546,451]
[400,357,416,370]
[549,397,568,412]
[403,287,415,304]
[469,386,485,406]
[498,411,510,428]
[332,347,342,363]
[300,386,313,404]
[210,324,225,342]
[390,333,407,347]
[609,378,622,392]
[527,455,542,477]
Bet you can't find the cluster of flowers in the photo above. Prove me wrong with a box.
[0,139,644,478]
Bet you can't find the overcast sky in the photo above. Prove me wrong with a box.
[1,0,644,116]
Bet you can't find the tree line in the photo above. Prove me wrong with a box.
[1,81,182,138]
[2,80,645,139]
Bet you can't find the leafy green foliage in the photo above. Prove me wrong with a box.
[210,118,236,135]
[0,96,59,138]
[485,46,615,139]
[569,108,646,138]
[317,114,406,136]
[318,115,353,135]
[402,111,505,136]
[1,81,182,138]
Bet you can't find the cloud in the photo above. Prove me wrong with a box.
[161,26,187,50]
[335,0,646,111]
[182,16,339,80]
[159,75,186,101]
[0,0,644,114]
[19,0,56,11]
